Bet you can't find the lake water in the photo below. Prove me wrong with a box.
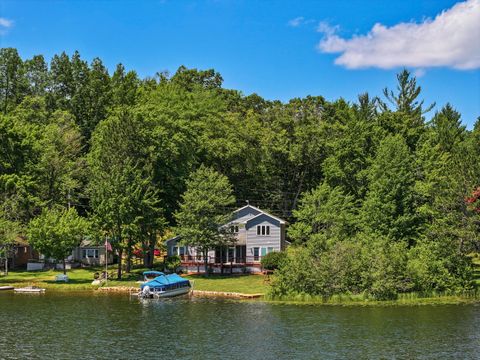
[0,292,479,359]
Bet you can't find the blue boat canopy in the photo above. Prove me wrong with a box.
[140,273,190,290]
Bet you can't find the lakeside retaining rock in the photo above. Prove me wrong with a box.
[98,286,137,293]
[97,286,263,298]
[191,290,263,299]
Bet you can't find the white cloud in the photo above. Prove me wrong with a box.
[288,17,305,27]
[317,0,480,70]
[288,17,316,28]
[413,68,426,78]
[0,17,13,35]
[0,18,13,28]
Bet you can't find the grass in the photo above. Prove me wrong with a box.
[0,267,151,291]
[472,254,480,287]
[0,267,268,294]
[265,291,480,306]
[185,274,267,294]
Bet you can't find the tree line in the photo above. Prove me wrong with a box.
[0,48,478,294]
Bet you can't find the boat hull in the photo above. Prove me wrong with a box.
[14,288,46,294]
[138,286,191,299]
[148,287,190,298]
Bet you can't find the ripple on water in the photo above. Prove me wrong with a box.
[0,293,479,359]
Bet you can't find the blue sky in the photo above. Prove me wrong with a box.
[1,0,479,127]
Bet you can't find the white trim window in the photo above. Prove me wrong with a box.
[256,225,270,236]
[82,249,99,259]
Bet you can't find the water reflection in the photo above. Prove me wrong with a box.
[1,293,479,359]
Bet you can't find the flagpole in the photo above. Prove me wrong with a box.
[105,236,108,285]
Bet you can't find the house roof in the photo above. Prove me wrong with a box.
[245,211,285,225]
[165,235,182,244]
[234,204,286,224]
[14,236,29,247]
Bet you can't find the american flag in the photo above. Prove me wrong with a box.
[105,239,112,252]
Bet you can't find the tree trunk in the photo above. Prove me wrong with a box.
[63,258,66,275]
[126,239,132,273]
[203,249,209,277]
[142,240,149,268]
[220,247,223,275]
[117,248,123,280]
[148,232,156,268]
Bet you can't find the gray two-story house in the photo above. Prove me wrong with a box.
[166,205,287,273]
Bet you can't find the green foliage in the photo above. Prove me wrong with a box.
[361,134,418,243]
[260,251,287,270]
[174,165,235,273]
[289,182,356,247]
[27,208,88,272]
[0,49,477,298]
[165,255,181,272]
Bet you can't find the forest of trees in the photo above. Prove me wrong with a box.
[0,47,479,298]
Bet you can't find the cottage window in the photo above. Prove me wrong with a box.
[266,226,270,235]
[82,249,98,259]
[257,226,261,235]
[267,247,274,254]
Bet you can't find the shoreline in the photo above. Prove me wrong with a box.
[3,283,479,306]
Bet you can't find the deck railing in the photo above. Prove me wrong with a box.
[173,255,264,266]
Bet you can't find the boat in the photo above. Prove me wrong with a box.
[139,271,191,298]
[14,286,46,294]
[0,286,14,291]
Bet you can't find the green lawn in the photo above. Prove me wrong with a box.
[0,268,269,294]
[186,274,267,294]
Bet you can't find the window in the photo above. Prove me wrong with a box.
[179,247,185,256]
[261,247,267,257]
[231,225,239,233]
[256,225,271,236]
[82,249,98,259]
[267,247,274,254]
[172,246,178,256]
[253,247,260,261]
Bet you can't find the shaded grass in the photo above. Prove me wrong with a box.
[472,254,480,286]
[265,290,480,306]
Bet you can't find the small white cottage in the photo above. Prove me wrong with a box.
[166,205,287,273]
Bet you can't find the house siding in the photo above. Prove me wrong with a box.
[245,214,282,260]
[165,205,287,273]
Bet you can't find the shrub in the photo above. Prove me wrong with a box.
[165,255,181,272]
[261,251,287,270]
